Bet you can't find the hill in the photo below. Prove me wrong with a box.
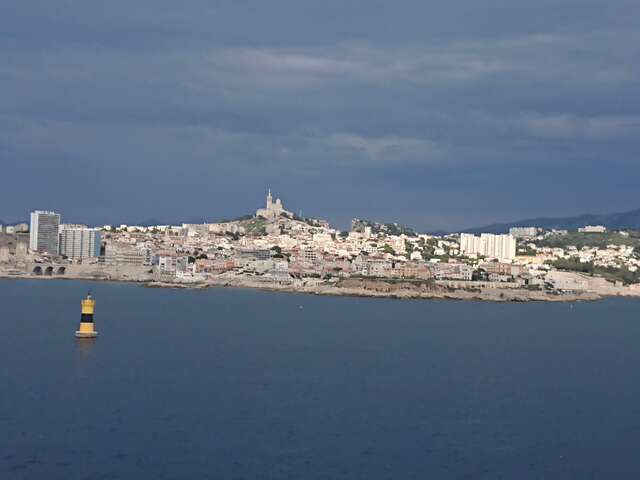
[352,218,417,237]
[465,208,640,234]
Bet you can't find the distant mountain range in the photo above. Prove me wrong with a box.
[464,208,640,234]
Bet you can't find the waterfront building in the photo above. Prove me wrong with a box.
[432,263,474,281]
[352,254,392,277]
[389,262,433,280]
[59,224,101,260]
[105,243,152,266]
[155,252,189,273]
[268,260,293,284]
[479,262,521,276]
[233,248,273,269]
[29,210,61,254]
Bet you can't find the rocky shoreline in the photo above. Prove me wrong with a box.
[144,276,603,302]
[1,270,634,302]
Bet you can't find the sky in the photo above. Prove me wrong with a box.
[1,1,639,231]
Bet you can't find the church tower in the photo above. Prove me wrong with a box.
[266,188,273,210]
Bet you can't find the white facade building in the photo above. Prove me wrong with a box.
[460,233,516,261]
[29,210,61,254]
[59,224,101,260]
[105,243,153,266]
[509,227,538,238]
[578,225,607,233]
[460,233,483,255]
[156,253,189,273]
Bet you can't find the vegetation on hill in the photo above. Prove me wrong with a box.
[351,218,417,237]
[242,218,267,236]
[381,245,396,255]
[537,231,640,249]
[550,257,640,285]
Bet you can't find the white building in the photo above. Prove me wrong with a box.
[578,225,607,233]
[509,227,538,238]
[460,233,483,255]
[460,233,516,261]
[156,253,189,273]
[432,263,474,281]
[256,189,292,220]
[29,210,61,254]
[59,224,101,260]
[105,243,153,266]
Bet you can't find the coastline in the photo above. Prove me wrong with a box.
[0,270,612,302]
[189,276,604,302]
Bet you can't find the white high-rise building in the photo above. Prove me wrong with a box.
[459,233,516,261]
[29,210,61,254]
[59,224,101,260]
[460,233,484,255]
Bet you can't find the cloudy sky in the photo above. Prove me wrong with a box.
[1,1,639,230]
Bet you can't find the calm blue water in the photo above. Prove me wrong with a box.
[2,279,640,479]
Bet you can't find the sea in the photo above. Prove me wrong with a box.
[1,279,640,479]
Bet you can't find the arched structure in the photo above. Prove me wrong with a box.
[56,266,66,275]
[44,266,54,276]
[32,266,43,275]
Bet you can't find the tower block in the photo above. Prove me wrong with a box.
[75,293,98,338]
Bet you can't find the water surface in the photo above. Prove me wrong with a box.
[2,279,640,479]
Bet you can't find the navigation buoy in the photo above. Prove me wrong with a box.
[75,292,98,338]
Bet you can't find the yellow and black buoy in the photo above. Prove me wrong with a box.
[75,292,98,338]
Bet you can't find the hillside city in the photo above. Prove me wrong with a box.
[2,190,640,300]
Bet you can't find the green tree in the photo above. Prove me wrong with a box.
[404,240,414,255]
[381,245,396,255]
[551,257,594,274]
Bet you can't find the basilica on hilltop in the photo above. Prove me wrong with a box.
[255,189,293,220]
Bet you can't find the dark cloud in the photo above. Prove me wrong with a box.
[1,1,639,230]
